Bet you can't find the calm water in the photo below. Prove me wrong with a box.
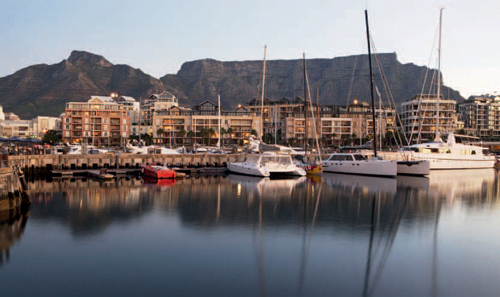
[1,170,500,296]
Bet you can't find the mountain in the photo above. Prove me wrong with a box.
[0,51,165,118]
[0,51,463,119]
[160,53,463,110]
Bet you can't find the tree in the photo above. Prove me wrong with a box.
[187,130,195,145]
[219,127,226,145]
[156,128,165,144]
[251,129,258,137]
[226,128,234,145]
[199,128,208,145]
[179,128,187,145]
[42,130,62,145]
[208,128,216,145]
[458,128,466,135]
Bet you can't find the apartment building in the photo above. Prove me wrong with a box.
[457,95,500,138]
[142,91,179,125]
[61,96,130,145]
[152,101,260,146]
[247,97,307,139]
[1,120,32,137]
[400,94,456,142]
[31,116,62,137]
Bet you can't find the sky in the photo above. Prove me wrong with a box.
[0,0,499,98]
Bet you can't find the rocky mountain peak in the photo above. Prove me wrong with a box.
[68,50,113,68]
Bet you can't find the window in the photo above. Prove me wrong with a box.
[353,155,366,161]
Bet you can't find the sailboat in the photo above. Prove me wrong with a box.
[293,54,323,175]
[227,46,306,177]
[322,10,397,178]
[398,9,495,170]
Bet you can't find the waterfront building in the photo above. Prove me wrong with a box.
[0,105,5,121]
[31,116,62,137]
[4,113,20,121]
[457,95,500,138]
[152,100,260,146]
[0,120,33,137]
[142,91,179,126]
[61,96,130,145]
[247,97,306,139]
[115,96,142,136]
[400,94,456,142]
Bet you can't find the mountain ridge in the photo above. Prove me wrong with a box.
[0,50,463,119]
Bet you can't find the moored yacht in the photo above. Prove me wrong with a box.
[400,133,495,170]
[321,153,397,177]
[227,153,306,177]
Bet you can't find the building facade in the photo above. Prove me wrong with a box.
[31,116,62,137]
[152,101,261,146]
[400,94,456,142]
[62,97,130,145]
[457,95,500,138]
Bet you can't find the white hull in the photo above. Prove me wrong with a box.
[423,157,495,170]
[227,154,306,177]
[396,160,430,176]
[227,162,269,177]
[322,159,397,177]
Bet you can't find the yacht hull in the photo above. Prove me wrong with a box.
[227,162,270,177]
[397,160,430,176]
[321,160,397,177]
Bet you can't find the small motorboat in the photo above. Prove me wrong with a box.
[142,165,177,179]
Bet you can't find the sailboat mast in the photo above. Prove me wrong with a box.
[303,53,308,153]
[260,46,267,142]
[365,10,378,157]
[435,8,443,140]
[218,94,221,149]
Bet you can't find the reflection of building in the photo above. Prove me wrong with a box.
[62,96,130,145]
[401,94,456,142]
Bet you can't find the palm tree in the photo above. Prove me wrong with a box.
[187,130,195,145]
[208,128,216,146]
[226,128,234,145]
[156,128,165,144]
[179,128,187,145]
[199,128,208,146]
[219,127,226,146]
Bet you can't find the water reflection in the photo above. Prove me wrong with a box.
[5,170,500,296]
[0,207,29,267]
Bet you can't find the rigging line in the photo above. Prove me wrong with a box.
[305,59,323,162]
[369,36,406,146]
[405,21,439,143]
[371,49,403,147]
[346,55,359,107]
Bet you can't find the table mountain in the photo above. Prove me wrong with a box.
[0,50,463,119]
[160,52,463,110]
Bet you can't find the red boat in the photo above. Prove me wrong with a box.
[142,165,177,179]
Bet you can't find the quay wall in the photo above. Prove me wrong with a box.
[0,168,22,211]
[7,154,249,171]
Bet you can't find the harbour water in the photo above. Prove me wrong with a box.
[1,170,500,296]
